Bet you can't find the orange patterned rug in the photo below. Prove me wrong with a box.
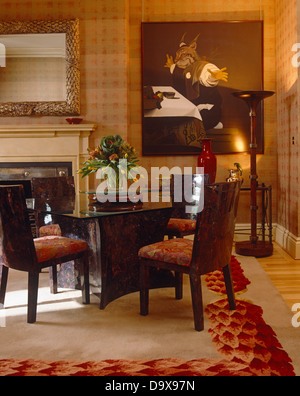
[0,256,296,376]
[205,299,295,376]
[205,256,251,294]
[0,357,253,376]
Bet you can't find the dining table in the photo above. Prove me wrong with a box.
[30,191,175,310]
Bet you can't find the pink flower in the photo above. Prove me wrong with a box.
[109,154,119,161]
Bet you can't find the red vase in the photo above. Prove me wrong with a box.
[197,138,217,183]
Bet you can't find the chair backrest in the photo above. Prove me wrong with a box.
[0,185,39,273]
[31,176,75,199]
[170,174,210,219]
[190,181,241,276]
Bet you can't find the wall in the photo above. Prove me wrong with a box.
[0,0,129,146]
[276,0,298,236]
[1,57,66,102]
[274,0,300,257]
[128,0,277,224]
[0,0,277,226]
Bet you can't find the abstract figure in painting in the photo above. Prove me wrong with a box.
[164,33,229,131]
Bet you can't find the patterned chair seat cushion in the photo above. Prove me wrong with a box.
[167,218,196,233]
[138,238,193,267]
[39,224,62,237]
[34,236,88,263]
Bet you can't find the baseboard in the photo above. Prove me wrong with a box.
[234,223,276,243]
[275,224,300,260]
[234,222,300,259]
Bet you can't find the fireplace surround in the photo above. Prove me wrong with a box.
[0,124,96,196]
[0,161,73,197]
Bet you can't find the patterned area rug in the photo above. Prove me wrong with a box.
[205,299,294,376]
[0,256,296,376]
[0,357,253,376]
[205,256,251,294]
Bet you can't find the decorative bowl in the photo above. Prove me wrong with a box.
[66,118,83,125]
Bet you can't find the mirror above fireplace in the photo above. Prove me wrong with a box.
[0,19,80,117]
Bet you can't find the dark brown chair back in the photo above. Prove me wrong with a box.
[170,174,210,219]
[0,185,39,273]
[191,181,240,276]
[31,176,75,199]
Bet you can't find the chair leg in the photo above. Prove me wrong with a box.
[28,272,39,324]
[79,253,90,305]
[49,265,58,294]
[223,264,236,311]
[140,263,149,316]
[189,274,204,332]
[0,266,9,309]
[175,272,183,300]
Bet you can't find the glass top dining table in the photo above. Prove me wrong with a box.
[29,191,175,310]
[29,189,172,219]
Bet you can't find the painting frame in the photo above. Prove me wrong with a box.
[141,21,264,156]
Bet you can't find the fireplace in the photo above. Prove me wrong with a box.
[0,162,73,198]
[0,123,96,196]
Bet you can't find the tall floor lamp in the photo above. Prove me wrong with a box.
[232,90,275,258]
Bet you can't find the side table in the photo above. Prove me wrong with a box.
[235,184,273,257]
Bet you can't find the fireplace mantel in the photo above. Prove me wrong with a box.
[0,124,96,137]
[0,123,97,194]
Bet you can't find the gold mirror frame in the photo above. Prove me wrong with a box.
[0,19,80,117]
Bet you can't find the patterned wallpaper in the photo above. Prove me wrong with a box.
[275,0,299,236]
[128,0,277,225]
[0,0,129,141]
[1,57,66,102]
[0,0,294,231]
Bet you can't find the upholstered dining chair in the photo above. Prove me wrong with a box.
[0,185,90,323]
[166,174,210,239]
[139,181,241,332]
[31,176,75,201]
[30,176,77,293]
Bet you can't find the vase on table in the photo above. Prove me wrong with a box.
[87,171,143,212]
[78,134,142,211]
[197,138,217,183]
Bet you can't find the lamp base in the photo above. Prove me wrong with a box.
[235,240,273,258]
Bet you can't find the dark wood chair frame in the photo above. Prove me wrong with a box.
[31,176,76,200]
[0,185,90,323]
[167,174,210,239]
[31,176,76,294]
[140,181,240,331]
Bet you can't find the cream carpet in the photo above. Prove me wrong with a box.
[0,254,299,375]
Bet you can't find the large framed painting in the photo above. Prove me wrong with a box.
[142,21,264,155]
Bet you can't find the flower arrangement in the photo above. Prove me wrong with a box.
[78,135,139,190]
